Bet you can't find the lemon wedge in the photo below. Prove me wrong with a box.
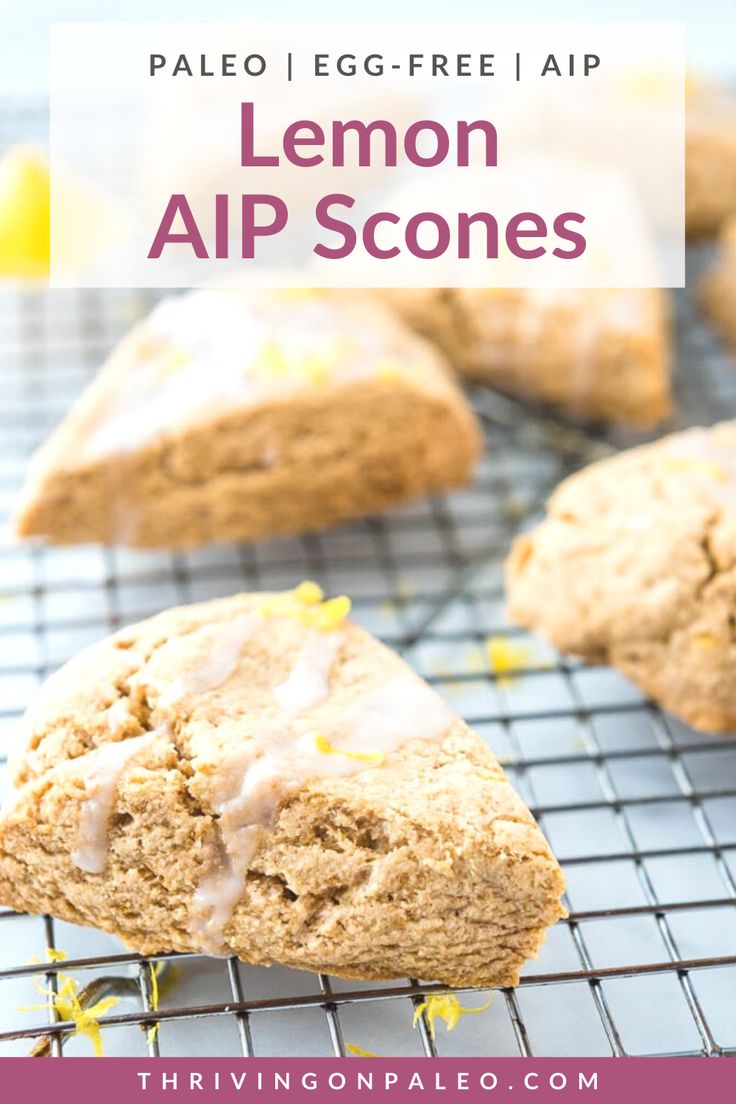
[0,145,50,280]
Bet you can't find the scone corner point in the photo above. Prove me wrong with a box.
[0,583,565,989]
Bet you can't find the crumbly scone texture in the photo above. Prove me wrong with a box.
[686,81,736,236]
[13,292,481,550]
[507,422,736,733]
[380,288,672,427]
[700,216,736,351]
[0,593,565,987]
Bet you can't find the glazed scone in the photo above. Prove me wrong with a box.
[0,585,565,987]
[507,423,736,733]
[382,288,672,427]
[686,78,736,237]
[700,215,736,351]
[13,289,481,550]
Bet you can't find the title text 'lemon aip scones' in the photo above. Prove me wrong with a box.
[507,423,736,733]
[13,290,481,550]
[0,585,565,988]
[382,287,671,428]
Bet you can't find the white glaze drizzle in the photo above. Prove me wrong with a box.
[162,615,260,704]
[191,675,456,953]
[346,677,457,754]
[71,731,159,874]
[82,291,406,461]
[107,696,133,733]
[272,630,345,714]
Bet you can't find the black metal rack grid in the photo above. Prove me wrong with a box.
[1,102,736,1058]
[0,277,735,1060]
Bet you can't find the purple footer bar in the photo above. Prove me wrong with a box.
[0,1057,733,1102]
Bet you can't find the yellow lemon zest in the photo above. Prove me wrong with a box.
[0,145,50,280]
[347,1043,381,1057]
[259,581,351,631]
[485,637,533,689]
[300,353,331,384]
[21,951,119,1057]
[43,948,69,964]
[413,992,492,1039]
[659,456,727,481]
[313,595,352,630]
[152,345,190,382]
[251,337,341,385]
[376,358,402,382]
[692,632,717,651]
[146,961,161,1046]
[293,580,324,605]
[314,732,384,764]
[259,339,290,376]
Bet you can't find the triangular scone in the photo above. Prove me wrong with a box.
[13,290,481,550]
[507,423,736,733]
[381,287,671,427]
[0,585,565,987]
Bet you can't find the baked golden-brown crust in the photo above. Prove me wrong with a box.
[13,290,481,550]
[0,590,566,987]
[507,423,736,733]
[381,288,672,427]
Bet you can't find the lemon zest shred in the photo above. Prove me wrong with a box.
[20,957,119,1057]
[658,456,727,481]
[293,580,324,605]
[413,993,493,1039]
[252,339,289,377]
[300,353,331,384]
[43,948,68,964]
[314,732,384,764]
[251,337,341,385]
[259,581,351,632]
[152,345,190,382]
[376,358,402,382]
[146,961,161,1046]
[485,636,533,689]
[347,1043,381,1057]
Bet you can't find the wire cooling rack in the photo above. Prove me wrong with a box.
[1,104,736,1059]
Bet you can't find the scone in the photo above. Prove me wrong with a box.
[382,288,672,427]
[507,423,736,733]
[700,215,736,351]
[13,289,481,550]
[686,77,736,237]
[0,584,565,987]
